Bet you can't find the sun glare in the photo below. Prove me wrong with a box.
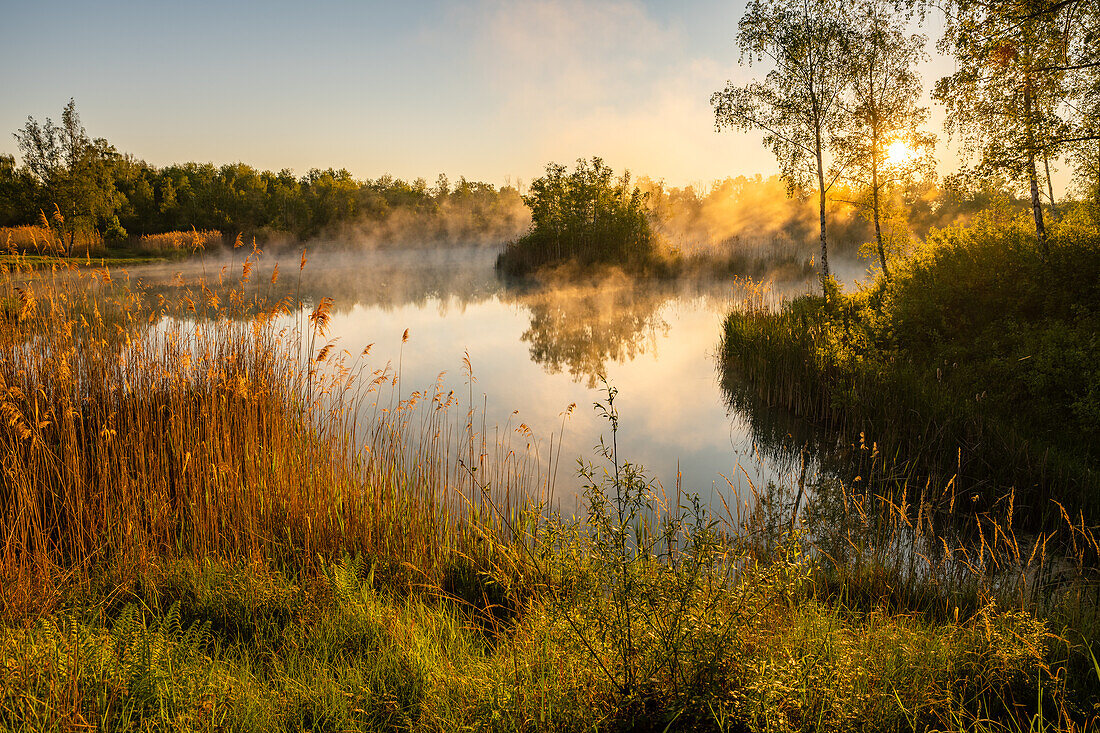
[885,140,916,167]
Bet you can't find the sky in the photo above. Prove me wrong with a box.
[1,0,963,189]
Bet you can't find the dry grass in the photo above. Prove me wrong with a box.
[0,248,540,620]
[1,225,105,257]
[137,229,223,254]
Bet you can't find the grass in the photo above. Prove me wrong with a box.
[720,209,1100,524]
[0,254,170,269]
[0,242,1098,730]
[1,223,222,265]
[136,230,224,256]
[0,552,1072,732]
[1,224,108,258]
[0,250,528,613]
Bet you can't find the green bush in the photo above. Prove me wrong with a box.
[103,215,128,244]
[721,209,1100,519]
[496,157,666,276]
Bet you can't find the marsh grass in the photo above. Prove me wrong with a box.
[1,223,106,258]
[0,244,1097,730]
[0,245,541,622]
[1,221,222,262]
[137,230,224,256]
[720,213,1100,522]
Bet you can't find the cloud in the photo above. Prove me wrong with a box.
[452,0,772,184]
[471,0,679,111]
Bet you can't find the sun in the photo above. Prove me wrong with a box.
[884,140,916,167]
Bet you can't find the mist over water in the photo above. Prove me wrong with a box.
[130,244,868,513]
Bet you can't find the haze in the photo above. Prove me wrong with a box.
[1,0,961,188]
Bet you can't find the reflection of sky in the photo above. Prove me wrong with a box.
[129,249,822,514]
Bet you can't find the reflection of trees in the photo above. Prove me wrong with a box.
[507,277,672,387]
[719,362,831,476]
[132,251,730,397]
[720,356,969,570]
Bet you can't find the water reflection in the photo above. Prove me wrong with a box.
[718,362,831,477]
[123,246,820,506]
[506,275,671,387]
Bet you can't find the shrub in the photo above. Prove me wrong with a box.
[104,215,128,244]
[720,210,1100,520]
[496,158,665,276]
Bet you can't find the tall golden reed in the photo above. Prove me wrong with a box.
[0,248,541,618]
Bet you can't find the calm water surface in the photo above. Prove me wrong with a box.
[132,245,841,512]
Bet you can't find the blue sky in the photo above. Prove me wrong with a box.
[1,0,959,188]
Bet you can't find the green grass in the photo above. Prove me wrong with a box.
[1,244,1098,731]
[0,253,171,269]
[1,548,1076,732]
[720,208,1100,524]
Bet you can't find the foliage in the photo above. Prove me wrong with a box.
[496,158,663,276]
[712,0,854,290]
[836,0,935,280]
[4,102,528,247]
[721,211,1100,519]
[103,215,127,244]
[13,100,123,254]
[558,384,749,709]
[933,0,1100,247]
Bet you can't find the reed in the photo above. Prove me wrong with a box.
[136,229,224,255]
[1,224,106,257]
[0,251,539,619]
[0,246,1097,730]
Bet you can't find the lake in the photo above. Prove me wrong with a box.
[130,244,856,516]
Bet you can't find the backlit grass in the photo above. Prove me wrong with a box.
[0,245,1097,730]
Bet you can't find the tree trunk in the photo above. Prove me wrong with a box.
[815,134,830,295]
[1023,83,1048,258]
[871,148,890,281]
[1042,147,1058,218]
[868,55,889,281]
[1027,151,1047,255]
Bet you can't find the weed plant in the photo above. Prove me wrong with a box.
[0,233,1097,730]
[720,210,1100,522]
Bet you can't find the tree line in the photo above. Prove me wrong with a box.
[1,100,526,253]
[713,0,1100,290]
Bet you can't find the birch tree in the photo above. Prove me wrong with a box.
[836,0,934,280]
[934,0,1099,255]
[712,0,852,293]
